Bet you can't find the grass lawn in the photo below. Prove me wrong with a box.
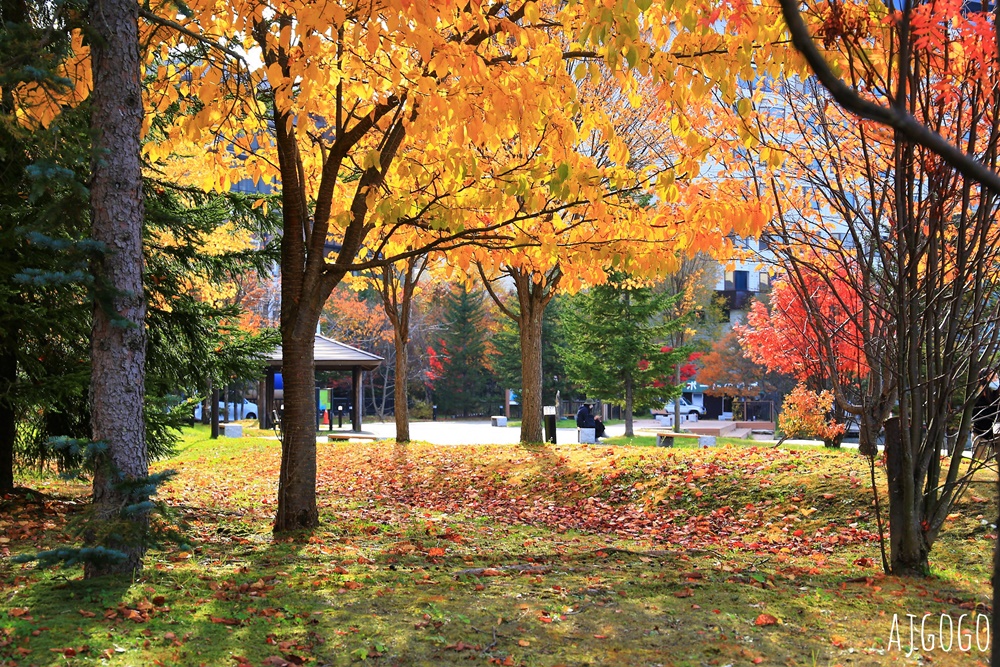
[1,425,995,666]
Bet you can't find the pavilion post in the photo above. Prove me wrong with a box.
[258,378,266,430]
[264,367,276,429]
[352,366,362,432]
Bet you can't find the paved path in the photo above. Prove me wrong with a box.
[320,418,652,445]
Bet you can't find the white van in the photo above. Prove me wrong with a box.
[652,397,705,419]
[193,399,258,421]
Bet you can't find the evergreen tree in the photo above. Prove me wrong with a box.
[434,285,497,417]
[559,274,691,436]
[0,12,93,490]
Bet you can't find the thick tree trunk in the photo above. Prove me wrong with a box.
[883,417,930,576]
[394,333,409,442]
[274,332,318,531]
[518,305,545,443]
[0,343,15,492]
[0,0,25,495]
[85,0,147,578]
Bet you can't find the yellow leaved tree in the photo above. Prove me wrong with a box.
[135,0,798,531]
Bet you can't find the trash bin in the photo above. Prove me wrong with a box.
[544,406,557,444]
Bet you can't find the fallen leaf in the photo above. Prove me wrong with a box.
[754,613,779,626]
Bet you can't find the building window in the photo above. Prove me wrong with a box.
[734,270,749,291]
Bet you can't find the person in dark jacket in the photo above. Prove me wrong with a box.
[972,374,1000,459]
[575,402,607,439]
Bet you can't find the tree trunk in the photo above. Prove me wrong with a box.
[883,417,930,575]
[518,304,545,443]
[0,0,25,495]
[85,0,147,578]
[672,364,681,433]
[0,342,15,492]
[624,373,634,437]
[274,332,318,532]
[993,456,998,667]
[394,332,410,442]
[201,380,211,425]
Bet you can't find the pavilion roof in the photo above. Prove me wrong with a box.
[265,334,383,371]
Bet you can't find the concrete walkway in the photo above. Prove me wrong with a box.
[319,418,647,445]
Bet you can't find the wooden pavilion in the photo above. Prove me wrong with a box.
[259,334,383,432]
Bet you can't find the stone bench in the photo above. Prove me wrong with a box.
[491,416,508,427]
[577,427,596,444]
[223,424,243,438]
[649,431,702,447]
[328,433,380,442]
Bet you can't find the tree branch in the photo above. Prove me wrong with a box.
[778,0,1000,194]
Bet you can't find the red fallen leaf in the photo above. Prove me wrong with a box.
[342,581,364,590]
[163,632,176,641]
[332,566,348,574]
[9,607,30,617]
[481,568,504,576]
[754,613,779,626]
[753,658,764,664]
[674,588,694,598]
[427,547,446,557]
[792,529,804,537]
[822,493,836,500]
[210,616,241,626]
[263,657,290,667]
[853,557,874,567]
[152,595,166,606]
[502,656,515,666]
[445,641,477,651]
[78,609,96,618]
[517,639,530,647]
[357,556,374,565]
[593,634,608,639]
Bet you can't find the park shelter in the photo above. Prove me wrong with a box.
[260,334,383,432]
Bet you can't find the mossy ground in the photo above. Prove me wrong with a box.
[2,425,995,666]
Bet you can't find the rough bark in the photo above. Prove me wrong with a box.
[393,335,409,442]
[883,417,929,576]
[0,0,27,494]
[517,302,546,444]
[274,332,318,531]
[85,0,148,578]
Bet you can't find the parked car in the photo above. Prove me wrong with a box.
[651,397,705,418]
[193,399,258,421]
